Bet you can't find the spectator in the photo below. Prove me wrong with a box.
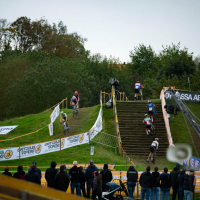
[45,161,58,188]
[54,165,70,192]
[69,161,81,196]
[177,168,186,200]
[139,166,153,200]
[183,170,196,200]
[127,166,138,198]
[2,167,12,176]
[158,168,170,200]
[25,164,41,185]
[169,164,180,200]
[100,164,113,192]
[79,166,86,197]
[84,159,98,199]
[151,167,160,200]
[92,171,102,200]
[13,165,25,180]
[28,161,41,179]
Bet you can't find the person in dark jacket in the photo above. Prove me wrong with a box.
[139,166,153,200]
[28,161,41,179]
[169,164,180,200]
[13,165,25,180]
[92,171,102,200]
[100,164,113,192]
[25,164,41,185]
[177,169,186,200]
[127,166,138,198]
[54,165,70,192]
[151,167,160,200]
[183,170,196,200]
[84,160,98,198]
[45,161,58,188]
[79,166,86,197]
[69,161,81,196]
[2,167,12,177]
[158,168,170,200]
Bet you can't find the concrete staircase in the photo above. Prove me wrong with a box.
[117,101,169,157]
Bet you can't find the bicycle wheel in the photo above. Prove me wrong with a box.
[63,123,67,135]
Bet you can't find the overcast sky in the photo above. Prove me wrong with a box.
[1,0,200,63]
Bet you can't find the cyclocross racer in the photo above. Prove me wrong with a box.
[143,114,152,136]
[146,100,156,122]
[70,96,78,111]
[147,138,159,163]
[60,111,70,130]
[74,91,80,108]
[134,81,144,101]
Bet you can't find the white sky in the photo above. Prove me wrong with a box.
[1,0,200,63]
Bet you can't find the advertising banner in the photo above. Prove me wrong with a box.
[48,123,53,136]
[0,147,19,161]
[0,126,18,135]
[165,90,200,102]
[50,105,60,124]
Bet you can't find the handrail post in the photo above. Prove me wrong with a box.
[123,92,125,101]
[66,98,67,109]
[104,92,105,103]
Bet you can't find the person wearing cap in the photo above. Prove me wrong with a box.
[143,114,152,136]
[45,161,58,188]
[147,138,159,163]
[127,166,138,198]
[134,81,144,101]
[25,164,41,185]
[28,161,41,179]
[146,100,156,122]
[69,161,81,196]
[169,164,180,200]
[100,164,113,192]
[84,160,98,198]
[54,165,70,192]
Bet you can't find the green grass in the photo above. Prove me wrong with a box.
[167,101,200,158]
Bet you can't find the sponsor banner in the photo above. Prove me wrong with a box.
[0,147,19,161]
[40,171,200,195]
[50,105,60,124]
[0,126,18,135]
[165,90,200,102]
[48,123,53,136]
[160,89,174,146]
[90,107,103,140]
[182,156,200,168]
[55,164,115,170]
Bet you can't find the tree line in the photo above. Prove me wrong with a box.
[0,17,199,121]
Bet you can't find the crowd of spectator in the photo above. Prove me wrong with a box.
[1,161,197,200]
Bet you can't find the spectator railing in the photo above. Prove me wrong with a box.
[0,174,86,200]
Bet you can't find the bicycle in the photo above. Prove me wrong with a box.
[139,88,143,100]
[73,105,78,117]
[152,149,157,164]
[63,121,69,135]
[153,107,159,120]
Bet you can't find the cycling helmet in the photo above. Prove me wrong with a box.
[148,100,152,103]
[136,81,140,83]
[155,138,159,141]
[144,114,148,116]
[61,111,64,115]
[74,91,78,95]
[72,96,76,100]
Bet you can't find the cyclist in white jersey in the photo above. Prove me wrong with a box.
[147,138,159,162]
[134,81,144,100]
[143,114,152,136]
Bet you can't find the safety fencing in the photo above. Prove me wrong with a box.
[0,97,68,147]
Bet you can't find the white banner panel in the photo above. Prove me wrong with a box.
[0,147,19,161]
[0,126,18,135]
[48,123,53,136]
[50,105,60,124]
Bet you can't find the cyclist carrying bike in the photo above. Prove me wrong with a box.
[143,114,152,136]
[74,91,80,108]
[70,95,78,111]
[147,138,159,163]
[146,100,156,122]
[134,81,144,101]
[60,111,70,130]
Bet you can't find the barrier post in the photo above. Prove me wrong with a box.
[37,131,38,143]
[19,147,20,160]
[104,92,105,103]
[123,92,125,101]
[60,138,61,153]
[62,100,64,110]
[66,98,67,109]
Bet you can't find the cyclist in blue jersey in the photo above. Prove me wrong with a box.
[143,114,152,136]
[134,81,144,101]
[146,100,156,122]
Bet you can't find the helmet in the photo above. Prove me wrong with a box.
[148,100,151,103]
[75,91,78,95]
[72,96,76,100]
[155,138,159,141]
[144,114,148,116]
[61,111,64,115]
[136,81,140,83]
